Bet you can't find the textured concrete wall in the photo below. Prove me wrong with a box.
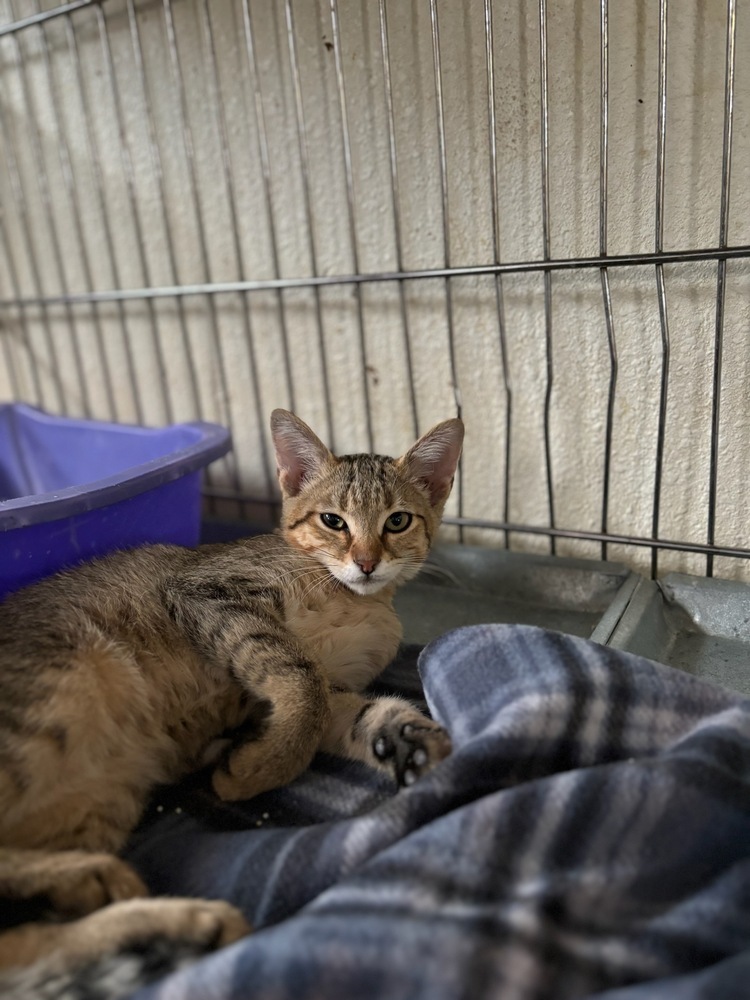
[0,0,748,580]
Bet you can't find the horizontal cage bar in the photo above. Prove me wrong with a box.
[1,246,749,310]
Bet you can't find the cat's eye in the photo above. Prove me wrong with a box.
[321,512,347,531]
[384,512,412,533]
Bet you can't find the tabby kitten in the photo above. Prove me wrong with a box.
[0,409,463,991]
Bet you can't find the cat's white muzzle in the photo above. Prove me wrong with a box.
[330,561,401,596]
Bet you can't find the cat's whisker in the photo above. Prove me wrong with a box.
[265,559,341,604]
[268,564,329,588]
[409,560,463,587]
[299,570,342,604]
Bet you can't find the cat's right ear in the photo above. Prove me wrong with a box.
[271,409,334,497]
[399,417,464,506]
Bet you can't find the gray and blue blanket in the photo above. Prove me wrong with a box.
[126,625,750,1000]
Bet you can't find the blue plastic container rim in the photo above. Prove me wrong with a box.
[0,404,232,531]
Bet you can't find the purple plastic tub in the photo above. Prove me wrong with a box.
[0,404,231,599]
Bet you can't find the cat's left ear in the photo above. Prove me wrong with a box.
[398,418,464,506]
[271,409,334,497]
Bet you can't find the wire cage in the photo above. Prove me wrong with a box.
[0,0,749,584]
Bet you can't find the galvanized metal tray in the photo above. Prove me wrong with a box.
[390,547,750,701]
[379,543,639,700]
[395,543,637,645]
[596,573,750,699]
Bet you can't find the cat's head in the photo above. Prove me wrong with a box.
[271,410,464,596]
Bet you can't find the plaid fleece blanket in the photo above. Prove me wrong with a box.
[126,625,750,1000]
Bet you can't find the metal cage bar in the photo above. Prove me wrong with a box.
[160,0,249,509]
[124,0,199,424]
[329,0,374,452]
[538,0,556,556]
[484,0,513,549]
[0,194,40,406]
[97,2,172,423]
[198,0,274,510]
[651,0,671,579]
[240,0,297,415]
[598,0,618,564]
[428,0,464,541]
[707,0,737,576]
[0,0,101,38]
[3,245,750,309]
[283,0,334,447]
[34,3,115,421]
[0,24,68,413]
[67,6,142,423]
[378,0,420,442]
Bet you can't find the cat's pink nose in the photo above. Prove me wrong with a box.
[356,558,378,576]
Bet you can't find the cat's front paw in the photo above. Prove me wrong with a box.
[373,717,451,786]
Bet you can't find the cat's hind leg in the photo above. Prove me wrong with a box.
[321,691,452,786]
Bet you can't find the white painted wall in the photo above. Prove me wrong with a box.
[0,0,748,580]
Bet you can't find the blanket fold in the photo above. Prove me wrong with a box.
[127,625,750,1000]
